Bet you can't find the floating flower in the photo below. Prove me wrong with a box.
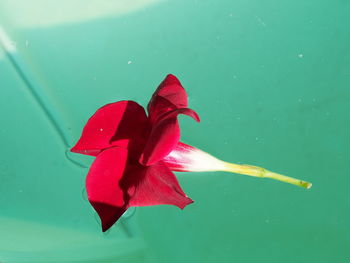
[71,74,312,232]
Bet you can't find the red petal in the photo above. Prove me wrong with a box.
[71,101,149,156]
[87,147,192,231]
[139,108,200,166]
[129,161,193,209]
[86,147,129,232]
[147,74,189,123]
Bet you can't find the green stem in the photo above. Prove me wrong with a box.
[222,162,312,189]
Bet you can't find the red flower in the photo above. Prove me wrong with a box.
[71,74,200,231]
[72,74,312,232]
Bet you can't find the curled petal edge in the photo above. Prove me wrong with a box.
[139,108,200,166]
[147,74,189,122]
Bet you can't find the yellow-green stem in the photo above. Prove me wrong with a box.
[222,162,312,189]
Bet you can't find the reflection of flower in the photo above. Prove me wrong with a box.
[72,74,312,232]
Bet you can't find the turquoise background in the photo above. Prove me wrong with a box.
[0,0,349,262]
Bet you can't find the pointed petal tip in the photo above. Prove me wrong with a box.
[191,110,200,123]
[90,201,126,233]
[164,74,180,83]
[70,145,100,156]
[101,221,113,232]
[70,146,77,153]
[70,145,84,154]
[178,198,194,210]
[175,108,200,123]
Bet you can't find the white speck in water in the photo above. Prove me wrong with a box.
[298,54,304,58]
[265,219,270,223]
[229,13,233,17]
[237,117,241,120]
[326,111,330,116]
[298,98,302,102]
[93,77,97,81]
[127,60,132,64]
[100,128,103,131]
[25,40,29,47]
[312,98,316,102]
[233,75,237,79]
[255,137,259,141]
[19,190,23,193]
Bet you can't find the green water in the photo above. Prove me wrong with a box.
[0,0,349,262]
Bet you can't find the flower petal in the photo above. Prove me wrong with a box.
[87,147,193,231]
[163,142,227,172]
[128,161,193,209]
[147,74,189,123]
[86,147,130,232]
[139,108,200,166]
[71,101,149,156]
